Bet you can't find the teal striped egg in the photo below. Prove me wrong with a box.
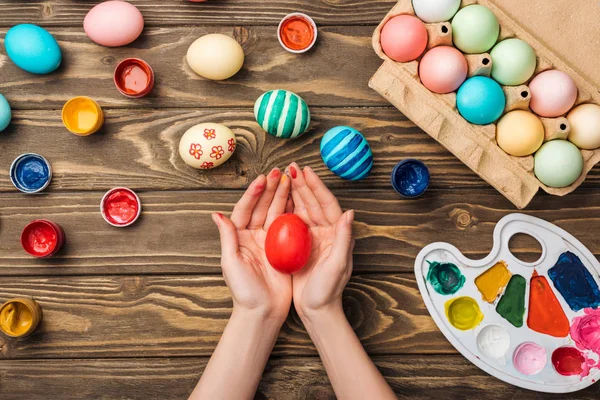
[320,126,373,181]
[254,90,310,138]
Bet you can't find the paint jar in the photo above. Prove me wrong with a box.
[101,187,142,227]
[278,13,317,54]
[9,153,52,193]
[21,219,65,258]
[114,58,155,98]
[0,298,42,338]
[61,96,104,136]
[391,159,430,198]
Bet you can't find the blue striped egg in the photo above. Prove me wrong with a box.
[320,126,373,181]
[254,89,310,138]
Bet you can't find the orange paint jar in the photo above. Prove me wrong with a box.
[0,298,42,338]
[61,96,104,136]
[278,13,317,53]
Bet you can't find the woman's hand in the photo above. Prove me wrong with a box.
[212,168,293,323]
[287,163,355,320]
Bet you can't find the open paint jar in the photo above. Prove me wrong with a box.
[278,13,317,53]
[391,159,430,198]
[0,298,42,338]
[61,96,104,136]
[10,153,52,193]
[101,187,142,227]
[114,58,155,98]
[21,219,65,258]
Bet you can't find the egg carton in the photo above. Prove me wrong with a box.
[369,0,600,209]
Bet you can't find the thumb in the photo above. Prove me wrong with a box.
[330,210,354,260]
[212,213,239,257]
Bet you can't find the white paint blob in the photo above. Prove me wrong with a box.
[477,325,511,359]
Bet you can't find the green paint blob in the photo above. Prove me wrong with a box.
[495,274,526,327]
[427,261,466,295]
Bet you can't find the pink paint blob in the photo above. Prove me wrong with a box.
[571,308,600,354]
[380,15,428,63]
[529,70,578,117]
[513,342,547,375]
[419,46,468,94]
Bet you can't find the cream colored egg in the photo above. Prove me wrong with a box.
[568,104,600,150]
[186,34,244,80]
[179,123,237,169]
[496,110,544,157]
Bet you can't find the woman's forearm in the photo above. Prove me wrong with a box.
[189,309,283,400]
[302,306,396,400]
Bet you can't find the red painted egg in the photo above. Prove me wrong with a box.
[265,214,312,274]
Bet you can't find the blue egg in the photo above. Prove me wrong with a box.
[391,159,430,198]
[5,24,62,74]
[9,153,52,193]
[320,126,373,181]
[456,76,505,125]
[0,94,11,132]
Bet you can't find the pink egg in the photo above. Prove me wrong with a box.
[84,1,144,47]
[419,46,467,94]
[380,15,428,63]
[529,70,578,117]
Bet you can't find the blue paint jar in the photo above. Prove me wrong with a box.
[9,153,52,193]
[456,76,506,125]
[391,159,430,198]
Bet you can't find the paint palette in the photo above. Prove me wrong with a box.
[415,214,600,393]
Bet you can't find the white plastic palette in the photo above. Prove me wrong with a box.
[415,213,600,393]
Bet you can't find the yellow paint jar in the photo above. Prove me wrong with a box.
[61,96,104,136]
[0,298,42,338]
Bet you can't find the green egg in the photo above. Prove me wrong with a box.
[491,39,537,86]
[534,140,584,188]
[451,5,500,54]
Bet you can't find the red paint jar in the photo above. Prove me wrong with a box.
[101,187,142,227]
[278,13,317,53]
[21,220,65,258]
[114,58,155,98]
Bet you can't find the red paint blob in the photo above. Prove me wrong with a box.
[21,220,64,258]
[101,188,141,227]
[552,347,585,376]
[527,270,570,337]
[279,16,315,51]
[265,214,312,274]
[114,58,154,98]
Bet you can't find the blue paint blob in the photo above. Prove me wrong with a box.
[320,126,373,181]
[456,76,506,125]
[548,251,600,311]
[0,94,11,132]
[391,159,430,197]
[10,153,52,193]
[5,24,62,74]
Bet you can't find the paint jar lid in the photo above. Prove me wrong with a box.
[114,58,155,98]
[21,219,65,258]
[278,13,318,54]
[61,96,104,136]
[10,153,52,193]
[101,187,142,227]
[391,159,430,198]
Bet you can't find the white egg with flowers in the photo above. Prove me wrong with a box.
[179,123,237,170]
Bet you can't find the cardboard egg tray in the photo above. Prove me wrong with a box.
[369,0,600,209]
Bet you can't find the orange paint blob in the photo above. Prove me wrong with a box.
[527,270,570,337]
[279,16,315,51]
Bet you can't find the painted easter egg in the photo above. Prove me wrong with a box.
[567,104,600,150]
[178,123,236,170]
[529,70,578,117]
[419,46,467,94]
[187,34,244,80]
[320,126,373,181]
[452,5,499,54]
[412,0,461,23]
[265,213,312,274]
[496,110,544,157]
[380,15,428,63]
[490,39,537,86]
[4,24,62,74]
[254,90,310,138]
[456,76,505,125]
[534,140,583,188]
[0,94,11,132]
[84,1,144,47]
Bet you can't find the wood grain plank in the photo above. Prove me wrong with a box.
[0,26,384,109]
[2,189,599,275]
[0,274,451,359]
[0,0,396,27]
[1,356,598,399]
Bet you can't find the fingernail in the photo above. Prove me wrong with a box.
[270,168,281,179]
[213,213,222,226]
[290,166,297,179]
[281,174,287,183]
[346,210,355,223]
[304,166,312,173]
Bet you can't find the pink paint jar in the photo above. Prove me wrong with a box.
[101,187,142,227]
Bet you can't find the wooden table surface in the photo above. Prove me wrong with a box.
[0,1,599,399]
